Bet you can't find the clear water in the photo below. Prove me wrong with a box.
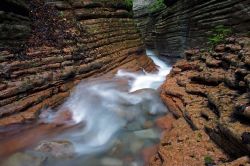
[2,50,172,166]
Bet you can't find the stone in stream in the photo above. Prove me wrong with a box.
[2,152,47,166]
[125,116,151,131]
[129,139,144,154]
[141,145,158,165]
[100,157,123,166]
[143,120,154,129]
[35,140,75,158]
[125,121,142,131]
[134,129,159,139]
[130,89,168,115]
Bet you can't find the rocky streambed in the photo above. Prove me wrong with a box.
[0,50,176,166]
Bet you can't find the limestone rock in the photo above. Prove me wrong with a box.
[152,37,250,165]
[35,140,75,158]
[134,0,250,57]
[0,0,156,127]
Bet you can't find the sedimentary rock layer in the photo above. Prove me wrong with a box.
[152,37,250,165]
[0,0,156,127]
[0,0,31,50]
[135,0,250,57]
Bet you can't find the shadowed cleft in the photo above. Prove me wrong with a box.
[242,132,250,144]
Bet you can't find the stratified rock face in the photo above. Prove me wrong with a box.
[134,0,250,57]
[133,0,156,48]
[0,0,31,50]
[0,0,156,127]
[154,37,250,165]
[133,0,154,14]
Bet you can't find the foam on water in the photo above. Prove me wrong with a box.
[43,50,171,156]
[116,50,172,92]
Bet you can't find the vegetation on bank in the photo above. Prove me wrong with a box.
[208,25,232,47]
[148,0,166,13]
[204,156,215,166]
[124,0,133,9]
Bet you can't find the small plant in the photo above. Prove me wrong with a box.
[58,11,64,18]
[204,155,215,166]
[148,0,166,13]
[124,0,133,9]
[197,132,202,142]
[208,25,232,47]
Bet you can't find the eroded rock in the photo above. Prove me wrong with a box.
[35,140,75,158]
[151,36,250,165]
[0,0,156,127]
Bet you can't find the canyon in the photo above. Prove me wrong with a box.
[134,0,250,56]
[0,0,155,127]
[0,0,250,166]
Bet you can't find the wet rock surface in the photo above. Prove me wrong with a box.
[0,0,31,50]
[35,140,75,158]
[1,152,47,166]
[152,36,250,165]
[0,0,156,127]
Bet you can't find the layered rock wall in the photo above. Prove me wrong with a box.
[0,0,31,50]
[152,37,250,165]
[134,0,250,57]
[0,0,155,127]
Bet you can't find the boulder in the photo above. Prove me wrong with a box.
[35,140,75,158]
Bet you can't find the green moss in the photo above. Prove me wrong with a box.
[204,155,214,165]
[124,0,133,9]
[148,0,166,13]
[208,25,232,47]
[58,11,64,18]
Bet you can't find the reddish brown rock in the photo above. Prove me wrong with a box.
[53,108,73,125]
[225,44,242,52]
[215,44,225,52]
[155,118,228,166]
[155,113,175,131]
[218,156,250,166]
[0,0,156,127]
[142,145,159,166]
[151,37,250,166]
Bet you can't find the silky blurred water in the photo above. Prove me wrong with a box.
[2,50,173,166]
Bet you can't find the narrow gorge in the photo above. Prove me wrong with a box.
[0,0,250,166]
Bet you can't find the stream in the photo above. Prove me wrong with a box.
[1,50,174,166]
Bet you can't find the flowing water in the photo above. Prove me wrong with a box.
[1,50,173,166]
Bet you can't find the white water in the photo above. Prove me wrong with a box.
[116,50,172,92]
[39,50,172,162]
